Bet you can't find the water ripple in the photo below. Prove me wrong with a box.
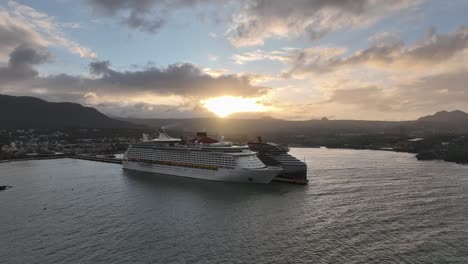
[1,149,467,263]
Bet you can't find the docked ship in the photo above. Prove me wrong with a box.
[248,137,308,184]
[122,129,282,184]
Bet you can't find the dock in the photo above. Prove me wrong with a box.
[69,155,122,164]
[0,154,122,164]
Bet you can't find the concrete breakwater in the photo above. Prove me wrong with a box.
[0,154,68,163]
[0,154,122,164]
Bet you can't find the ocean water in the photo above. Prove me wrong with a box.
[0,148,467,264]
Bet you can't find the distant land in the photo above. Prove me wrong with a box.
[417,110,468,123]
[0,94,136,129]
[1,95,467,164]
[120,110,468,136]
[2,94,468,136]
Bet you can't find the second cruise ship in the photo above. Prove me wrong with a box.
[122,129,282,183]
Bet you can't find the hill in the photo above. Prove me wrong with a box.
[0,94,136,129]
[2,94,467,134]
[417,110,468,123]
[122,110,468,137]
[121,117,410,136]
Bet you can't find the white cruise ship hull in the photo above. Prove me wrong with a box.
[122,160,282,184]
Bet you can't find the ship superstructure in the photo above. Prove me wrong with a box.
[248,138,308,184]
[122,129,282,183]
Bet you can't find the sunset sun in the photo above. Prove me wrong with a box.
[201,96,268,118]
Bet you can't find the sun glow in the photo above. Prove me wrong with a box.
[201,96,268,117]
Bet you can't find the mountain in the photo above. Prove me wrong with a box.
[0,94,136,129]
[2,94,467,134]
[417,110,468,123]
[122,110,468,137]
[120,117,410,136]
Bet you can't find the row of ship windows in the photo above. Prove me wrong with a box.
[130,159,234,168]
[128,158,234,170]
[131,148,230,156]
[129,151,233,160]
[129,151,233,159]
[128,152,235,166]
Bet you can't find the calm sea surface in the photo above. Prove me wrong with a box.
[1,148,467,264]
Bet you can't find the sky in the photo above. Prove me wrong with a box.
[0,0,468,120]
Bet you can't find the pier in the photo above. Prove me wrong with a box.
[69,155,122,164]
[0,154,122,164]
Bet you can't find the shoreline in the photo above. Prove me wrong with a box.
[289,146,467,165]
[1,147,465,166]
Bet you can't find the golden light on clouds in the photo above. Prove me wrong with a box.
[201,96,269,117]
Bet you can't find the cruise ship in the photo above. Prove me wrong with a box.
[248,137,308,184]
[122,129,283,183]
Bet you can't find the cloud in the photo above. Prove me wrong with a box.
[397,69,468,109]
[86,0,216,33]
[94,101,214,119]
[231,26,468,120]
[82,60,268,97]
[0,59,270,117]
[227,0,418,47]
[208,32,217,38]
[89,60,111,75]
[208,54,218,61]
[202,68,230,77]
[281,26,468,76]
[0,44,52,83]
[0,9,46,60]
[233,47,348,76]
[62,22,81,29]
[0,1,96,59]
[326,86,396,111]
[86,0,418,47]
[321,68,468,116]
[232,48,294,64]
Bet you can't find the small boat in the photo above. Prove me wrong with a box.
[0,185,12,191]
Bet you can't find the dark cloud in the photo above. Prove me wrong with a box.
[125,11,165,33]
[405,26,468,63]
[87,0,158,15]
[87,0,215,33]
[0,17,44,59]
[82,60,268,97]
[0,44,52,84]
[286,26,468,76]
[86,0,415,41]
[9,44,51,67]
[344,26,468,65]
[94,101,213,119]
[89,60,111,75]
[1,58,269,117]
[228,0,416,46]
[2,59,267,101]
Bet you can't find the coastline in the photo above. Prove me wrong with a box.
[1,147,466,166]
[322,146,468,165]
